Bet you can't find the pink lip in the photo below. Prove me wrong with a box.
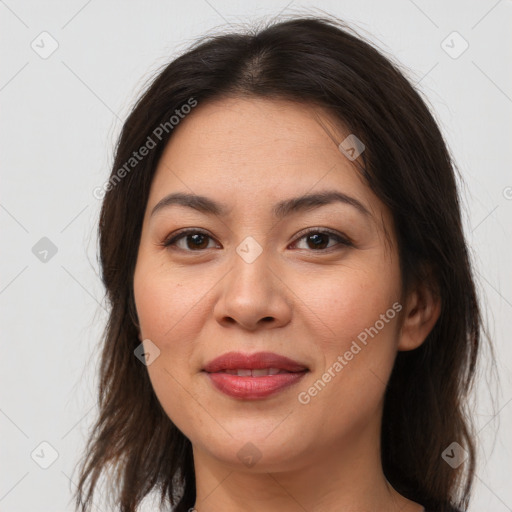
[205,372,307,399]
[202,351,308,373]
[202,351,309,400]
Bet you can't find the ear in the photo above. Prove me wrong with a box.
[397,278,441,351]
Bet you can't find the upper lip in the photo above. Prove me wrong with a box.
[202,351,309,373]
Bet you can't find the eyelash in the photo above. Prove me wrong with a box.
[161,227,353,253]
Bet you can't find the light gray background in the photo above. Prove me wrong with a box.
[1,1,511,511]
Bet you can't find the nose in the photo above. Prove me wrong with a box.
[213,243,292,331]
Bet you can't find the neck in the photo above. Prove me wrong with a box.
[190,416,422,512]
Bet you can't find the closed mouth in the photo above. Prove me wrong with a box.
[202,351,309,374]
[213,368,307,377]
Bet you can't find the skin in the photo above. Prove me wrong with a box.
[133,97,440,512]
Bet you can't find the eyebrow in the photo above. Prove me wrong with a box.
[150,190,371,219]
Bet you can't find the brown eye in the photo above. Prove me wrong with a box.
[162,228,352,253]
[163,230,218,251]
[292,229,352,251]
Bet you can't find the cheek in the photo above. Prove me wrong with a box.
[293,276,401,440]
[132,260,204,411]
[288,258,401,350]
[133,262,209,434]
[288,259,402,415]
[133,260,209,344]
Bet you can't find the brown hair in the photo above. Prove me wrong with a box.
[74,14,484,512]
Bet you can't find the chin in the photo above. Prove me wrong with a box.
[192,427,310,472]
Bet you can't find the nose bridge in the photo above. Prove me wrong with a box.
[229,235,274,303]
[214,234,290,329]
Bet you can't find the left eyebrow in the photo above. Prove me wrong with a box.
[273,190,371,219]
[150,190,372,219]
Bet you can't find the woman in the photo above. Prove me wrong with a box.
[74,15,483,512]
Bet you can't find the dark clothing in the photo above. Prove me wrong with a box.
[424,506,464,512]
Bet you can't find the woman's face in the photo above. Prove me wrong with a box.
[133,97,405,471]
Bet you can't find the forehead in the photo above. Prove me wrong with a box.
[148,97,380,221]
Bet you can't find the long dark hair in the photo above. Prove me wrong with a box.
[73,14,483,512]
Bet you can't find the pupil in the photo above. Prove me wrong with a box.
[189,234,207,249]
[308,233,327,249]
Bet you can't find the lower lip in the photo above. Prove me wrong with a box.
[204,371,308,399]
